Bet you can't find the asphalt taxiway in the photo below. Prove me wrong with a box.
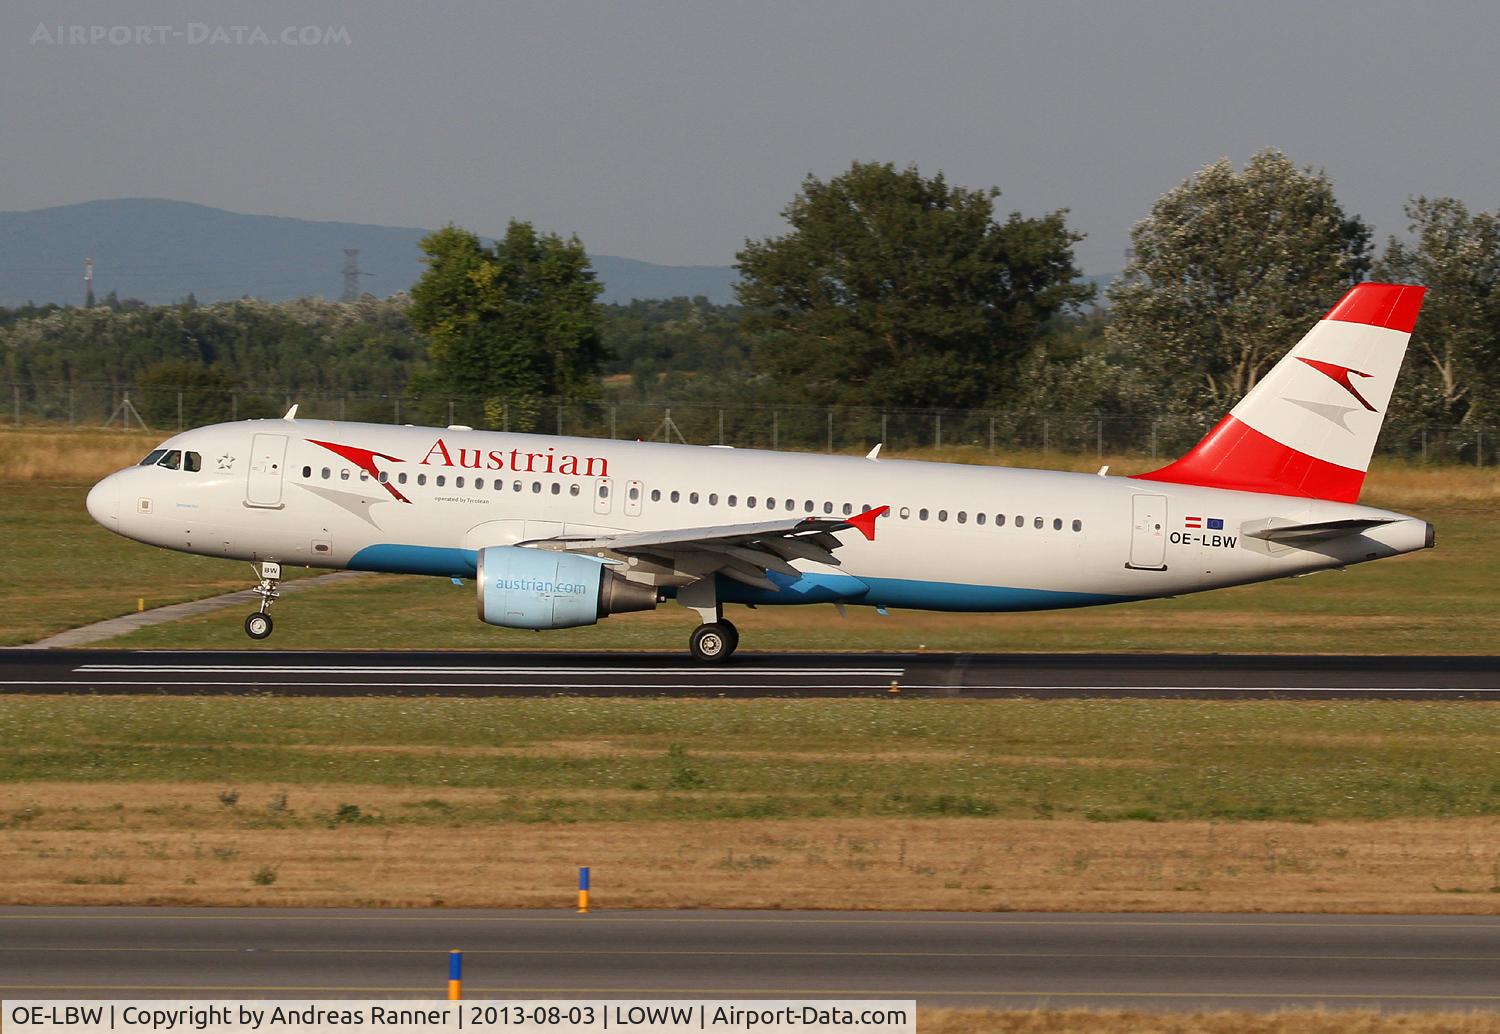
[1,650,1498,698]
[3,907,1498,1009]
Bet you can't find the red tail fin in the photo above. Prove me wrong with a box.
[1133,283,1425,503]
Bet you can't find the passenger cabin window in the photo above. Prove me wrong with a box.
[474,477,483,489]
[842,503,853,515]
[976,513,986,526]
[651,489,662,502]
[341,469,351,481]
[455,476,465,488]
[957,511,967,524]
[919,509,929,521]
[690,492,699,504]
[322,467,331,480]
[670,490,680,503]
[398,472,408,485]
[938,510,948,522]
[417,474,427,486]
[551,483,561,495]
[532,482,541,493]
[728,495,738,506]
[1033,517,1043,529]
[1053,518,1063,530]
[823,502,834,514]
[899,506,911,519]
[708,493,718,505]
[380,471,390,484]
[1014,515,1023,527]
[747,496,757,508]
[570,484,580,496]
[435,475,445,487]
[1072,519,1083,532]
[302,466,312,479]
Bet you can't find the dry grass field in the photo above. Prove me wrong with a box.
[2,696,1497,912]
[919,1008,1500,1033]
[2,782,1498,913]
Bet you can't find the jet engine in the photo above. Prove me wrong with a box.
[476,545,657,629]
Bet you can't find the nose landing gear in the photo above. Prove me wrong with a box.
[244,561,281,640]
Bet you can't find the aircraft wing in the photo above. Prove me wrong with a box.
[540,506,889,591]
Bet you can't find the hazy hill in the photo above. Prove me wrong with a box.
[0,198,739,307]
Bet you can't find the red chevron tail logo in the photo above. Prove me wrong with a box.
[1296,358,1377,412]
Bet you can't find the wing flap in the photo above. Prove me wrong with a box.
[540,508,890,593]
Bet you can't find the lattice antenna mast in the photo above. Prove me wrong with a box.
[341,249,371,302]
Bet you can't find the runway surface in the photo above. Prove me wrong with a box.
[3,907,1498,1010]
[1,650,1498,698]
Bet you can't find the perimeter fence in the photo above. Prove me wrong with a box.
[4,380,1496,466]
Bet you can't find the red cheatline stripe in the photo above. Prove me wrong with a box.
[1133,415,1365,503]
[1323,283,1426,334]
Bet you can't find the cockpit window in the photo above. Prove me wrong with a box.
[156,450,182,470]
[184,452,202,472]
[139,450,166,467]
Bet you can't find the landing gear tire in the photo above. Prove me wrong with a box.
[244,612,273,640]
[690,621,738,662]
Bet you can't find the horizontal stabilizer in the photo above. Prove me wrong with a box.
[1244,517,1397,545]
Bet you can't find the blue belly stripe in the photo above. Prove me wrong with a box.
[348,545,1132,612]
[718,572,1129,612]
[348,544,478,578]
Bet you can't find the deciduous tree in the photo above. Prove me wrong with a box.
[409,222,605,428]
[1106,150,1371,425]
[736,162,1092,409]
[1375,196,1500,426]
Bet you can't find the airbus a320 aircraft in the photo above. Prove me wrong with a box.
[87,282,1433,661]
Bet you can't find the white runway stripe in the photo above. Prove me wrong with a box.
[6,680,903,690]
[74,664,905,676]
[4,679,1484,693]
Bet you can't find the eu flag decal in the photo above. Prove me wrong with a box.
[1207,517,1224,530]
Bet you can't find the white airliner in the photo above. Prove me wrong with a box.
[86,282,1433,660]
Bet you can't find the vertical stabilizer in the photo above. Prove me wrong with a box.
[1135,282,1425,503]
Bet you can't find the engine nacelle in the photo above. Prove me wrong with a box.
[476,545,658,630]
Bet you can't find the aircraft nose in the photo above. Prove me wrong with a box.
[86,475,120,530]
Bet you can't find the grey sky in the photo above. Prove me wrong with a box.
[3,0,1497,275]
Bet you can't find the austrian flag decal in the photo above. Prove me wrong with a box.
[1184,516,1223,530]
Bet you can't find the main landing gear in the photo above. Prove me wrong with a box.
[689,619,739,662]
[244,561,281,640]
[679,579,739,662]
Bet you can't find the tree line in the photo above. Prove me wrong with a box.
[3,153,1498,446]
